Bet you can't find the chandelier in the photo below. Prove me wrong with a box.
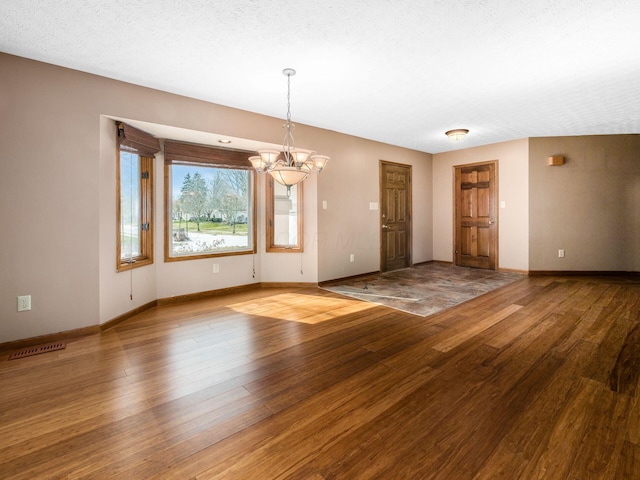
[249,68,329,196]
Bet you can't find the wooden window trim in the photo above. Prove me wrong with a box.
[116,150,154,271]
[266,176,304,253]
[164,141,257,262]
[116,122,158,272]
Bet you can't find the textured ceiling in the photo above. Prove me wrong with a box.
[1,0,639,153]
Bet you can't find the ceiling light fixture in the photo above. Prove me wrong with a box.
[445,129,469,141]
[249,68,329,196]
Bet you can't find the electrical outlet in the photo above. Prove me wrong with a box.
[350,254,355,263]
[558,249,565,258]
[17,295,31,312]
[213,263,220,274]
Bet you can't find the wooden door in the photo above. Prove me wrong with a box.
[380,161,412,272]
[454,161,498,269]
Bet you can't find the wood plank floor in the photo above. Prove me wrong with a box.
[1,275,639,479]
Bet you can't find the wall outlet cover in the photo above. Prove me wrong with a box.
[17,295,31,312]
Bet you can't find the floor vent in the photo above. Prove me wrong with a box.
[8,342,66,360]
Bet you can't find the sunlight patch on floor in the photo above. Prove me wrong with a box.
[228,292,375,324]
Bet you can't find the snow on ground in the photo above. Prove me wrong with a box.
[172,230,248,254]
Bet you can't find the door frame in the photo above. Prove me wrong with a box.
[453,160,499,270]
[379,160,413,272]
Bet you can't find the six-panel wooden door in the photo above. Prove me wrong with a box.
[380,161,412,272]
[454,161,498,269]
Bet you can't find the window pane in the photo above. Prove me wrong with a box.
[273,181,299,246]
[267,176,303,252]
[120,151,141,259]
[168,164,253,257]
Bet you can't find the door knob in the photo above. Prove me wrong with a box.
[382,224,389,229]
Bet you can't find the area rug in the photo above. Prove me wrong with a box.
[321,262,525,317]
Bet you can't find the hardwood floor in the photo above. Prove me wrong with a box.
[1,275,639,479]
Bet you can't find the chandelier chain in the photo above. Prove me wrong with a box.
[283,70,295,163]
[286,71,292,123]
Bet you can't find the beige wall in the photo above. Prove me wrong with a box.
[3,53,637,345]
[315,132,433,282]
[529,135,640,272]
[432,139,530,272]
[0,53,432,343]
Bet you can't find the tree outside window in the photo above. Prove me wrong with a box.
[164,142,255,260]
